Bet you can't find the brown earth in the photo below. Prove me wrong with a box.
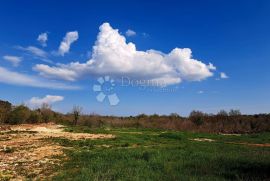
[0,123,115,180]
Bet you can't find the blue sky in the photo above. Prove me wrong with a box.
[0,0,270,116]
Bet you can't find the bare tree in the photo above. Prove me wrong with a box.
[229,109,241,116]
[40,103,53,123]
[217,110,228,116]
[72,106,82,125]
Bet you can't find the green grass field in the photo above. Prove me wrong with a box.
[50,126,270,181]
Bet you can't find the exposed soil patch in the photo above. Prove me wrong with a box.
[220,133,241,136]
[0,123,115,180]
[190,138,215,142]
[116,131,143,134]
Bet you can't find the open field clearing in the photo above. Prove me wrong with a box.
[1,124,269,180]
[0,124,114,180]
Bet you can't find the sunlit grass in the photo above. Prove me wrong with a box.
[52,126,270,180]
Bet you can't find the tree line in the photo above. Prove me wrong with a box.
[0,99,269,133]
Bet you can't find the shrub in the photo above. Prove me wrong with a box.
[0,100,12,124]
[170,113,180,118]
[27,111,42,123]
[189,110,205,126]
[7,105,31,124]
[40,103,54,123]
[217,110,228,116]
[159,132,182,140]
[137,114,148,119]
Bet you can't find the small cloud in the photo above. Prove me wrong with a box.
[58,31,79,56]
[27,95,64,108]
[3,55,22,67]
[37,32,48,47]
[207,63,216,70]
[33,64,78,81]
[125,29,136,37]
[142,32,149,38]
[197,90,204,94]
[16,45,53,63]
[220,72,229,79]
[17,46,48,58]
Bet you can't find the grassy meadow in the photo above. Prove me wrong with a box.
[50,126,270,180]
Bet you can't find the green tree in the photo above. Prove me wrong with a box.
[0,100,12,123]
[8,105,31,124]
[27,110,42,123]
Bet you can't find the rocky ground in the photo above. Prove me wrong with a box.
[0,123,115,180]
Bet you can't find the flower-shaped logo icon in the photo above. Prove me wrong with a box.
[93,76,120,106]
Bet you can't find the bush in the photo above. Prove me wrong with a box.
[0,100,12,124]
[170,113,181,119]
[189,110,205,126]
[40,103,54,123]
[137,114,148,119]
[27,111,42,123]
[7,105,31,124]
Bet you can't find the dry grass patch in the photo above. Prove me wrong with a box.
[0,123,115,180]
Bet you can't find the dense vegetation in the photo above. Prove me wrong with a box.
[1,99,270,133]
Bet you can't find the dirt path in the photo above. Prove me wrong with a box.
[0,123,115,180]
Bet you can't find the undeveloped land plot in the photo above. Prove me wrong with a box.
[0,123,115,180]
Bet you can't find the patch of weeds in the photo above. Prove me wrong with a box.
[159,132,182,140]
[142,152,151,162]
[26,172,38,179]
[49,137,95,149]
[121,143,130,147]
[64,128,74,132]
[0,170,14,181]
[1,146,15,153]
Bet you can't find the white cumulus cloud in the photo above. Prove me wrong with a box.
[27,95,64,108]
[220,72,229,79]
[58,31,79,56]
[3,55,22,67]
[37,32,48,47]
[34,22,216,86]
[125,29,136,37]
